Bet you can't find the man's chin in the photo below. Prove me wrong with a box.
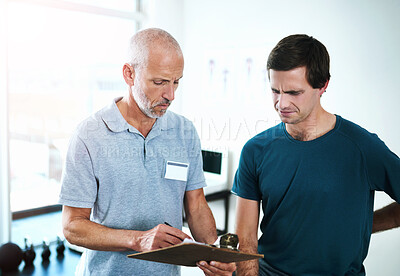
[149,109,167,119]
[280,117,299,125]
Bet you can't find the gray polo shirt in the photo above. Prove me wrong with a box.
[59,98,206,275]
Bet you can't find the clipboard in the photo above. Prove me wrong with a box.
[127,242,263,267]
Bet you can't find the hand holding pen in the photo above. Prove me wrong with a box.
[137,222,192,252]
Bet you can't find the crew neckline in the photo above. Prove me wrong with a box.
[282,115,342,145]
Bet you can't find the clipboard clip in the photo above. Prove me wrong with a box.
[218,233,239,251]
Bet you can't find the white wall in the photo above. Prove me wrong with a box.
[148,0,400,274]
[181,0,400,151]
[142,0,185,114]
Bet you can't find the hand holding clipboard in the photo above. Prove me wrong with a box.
[127,233,263,267]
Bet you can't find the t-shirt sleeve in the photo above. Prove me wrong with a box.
[58,132,98,208]
[232,141,261,201]
[364,133,400,202]
[185,122,206,191]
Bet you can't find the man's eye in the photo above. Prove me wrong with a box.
[272,90,280,94]
[154,81,163,85]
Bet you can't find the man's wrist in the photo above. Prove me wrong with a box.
[126,230,143,251]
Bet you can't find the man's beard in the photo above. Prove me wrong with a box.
[132,85,171,119]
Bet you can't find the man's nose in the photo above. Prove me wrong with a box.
[163,83,175,102]
[277,93,290,109]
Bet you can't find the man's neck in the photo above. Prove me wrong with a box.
[116,95,156,138]
[285,110,336,141]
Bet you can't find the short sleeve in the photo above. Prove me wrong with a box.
[364,133,400,202]
[58,132,98,208]
[231,141,261,201]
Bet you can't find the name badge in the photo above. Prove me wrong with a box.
[164,161,189,182]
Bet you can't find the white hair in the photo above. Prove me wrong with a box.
[128,28,182,71]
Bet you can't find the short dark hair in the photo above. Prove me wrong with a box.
[267,34,330,89]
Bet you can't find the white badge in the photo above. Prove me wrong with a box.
[164,161,189,182]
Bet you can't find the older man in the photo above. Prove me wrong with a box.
[60,28,236,276]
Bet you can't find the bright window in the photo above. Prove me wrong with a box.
[6,0,142,213]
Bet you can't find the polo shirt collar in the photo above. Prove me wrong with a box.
[101,97,176,135]
[101,97,130,133]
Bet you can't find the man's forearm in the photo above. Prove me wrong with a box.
[235,197,260,275]
[64,216,191,252]
[63,216,139,251]
[236,239,259,276]
[372,202,400,233]
[186,203,217,244]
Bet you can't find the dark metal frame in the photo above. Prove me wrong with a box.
[12,204,62,220]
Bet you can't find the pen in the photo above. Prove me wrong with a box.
[164,221,172,227]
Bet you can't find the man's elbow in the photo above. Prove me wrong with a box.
[62,213,87,246]
[62,219,80,246]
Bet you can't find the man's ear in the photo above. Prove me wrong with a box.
[319,80,330,96]
[122,63,135,86]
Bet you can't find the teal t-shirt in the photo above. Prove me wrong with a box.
[232,115,400,275]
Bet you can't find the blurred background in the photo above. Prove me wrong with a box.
[0,0,399,275]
